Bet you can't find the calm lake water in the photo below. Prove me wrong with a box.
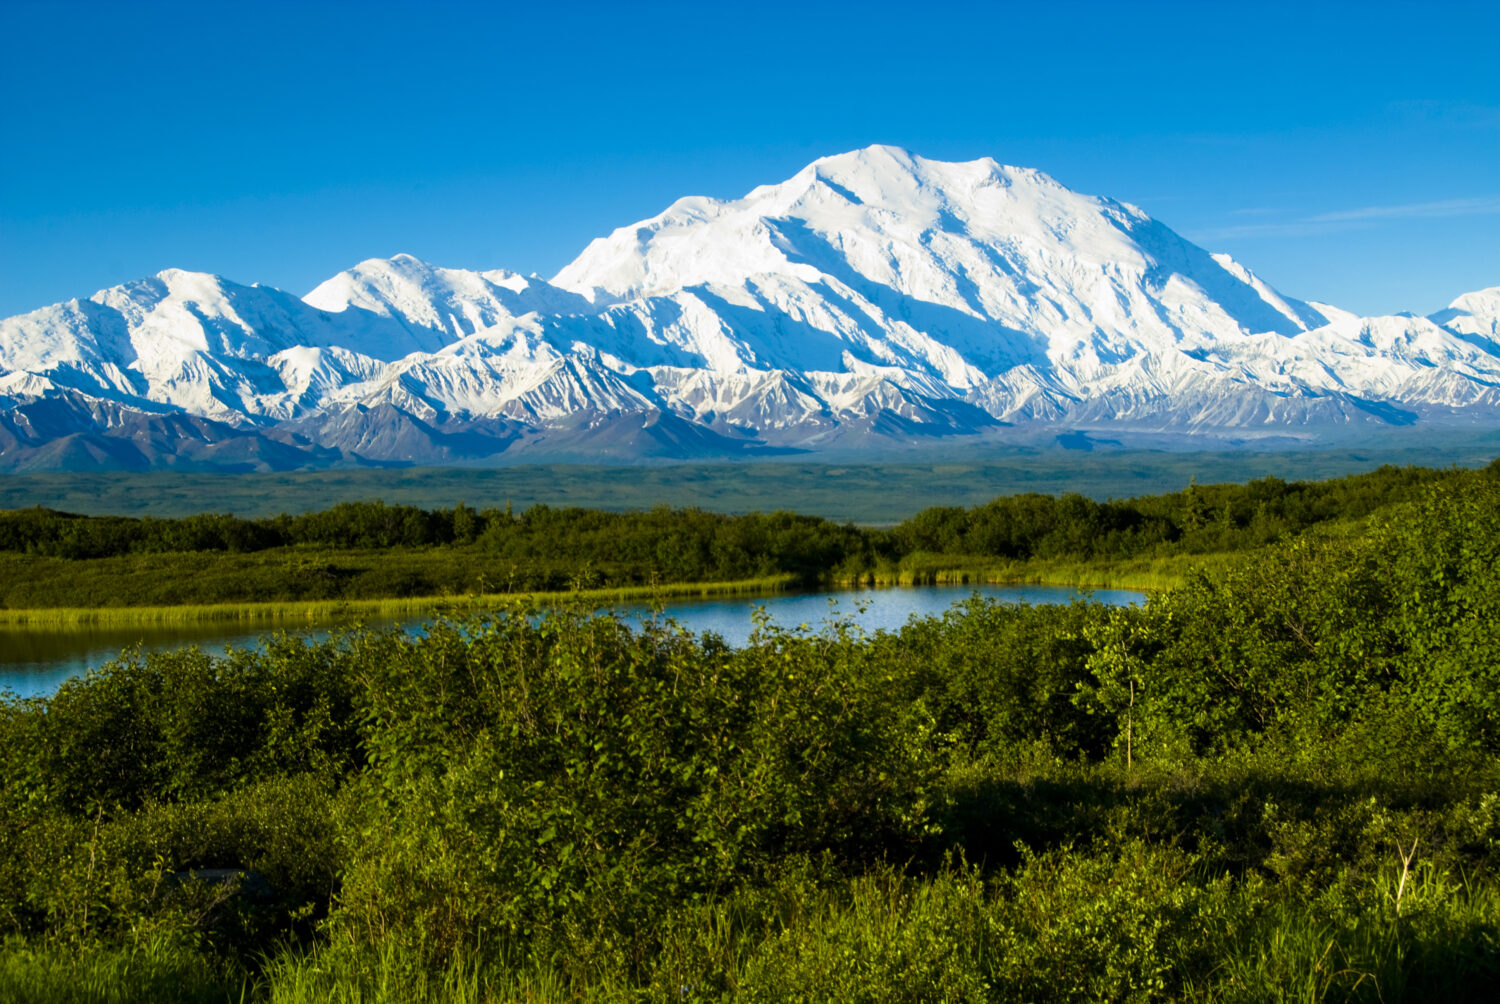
[0,584,1142,699]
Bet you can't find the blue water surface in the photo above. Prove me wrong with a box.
[0,583,1141,699]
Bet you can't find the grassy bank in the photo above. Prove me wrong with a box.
[838,551,1225,592]
[0,575,796,629]
[0,555,1171,631]
[0,557,1174,632]
[0,555,1238,631]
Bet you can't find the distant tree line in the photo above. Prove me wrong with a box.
[0,462,1486,576]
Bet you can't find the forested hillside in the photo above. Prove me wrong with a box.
[3,465,1500,1000]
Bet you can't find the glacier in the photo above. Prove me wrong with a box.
[2,145,1497,471]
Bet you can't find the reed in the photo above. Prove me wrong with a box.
[837,552,1227,593]
[0,574,797,630]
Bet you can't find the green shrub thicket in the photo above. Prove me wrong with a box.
[3,470,1500,999]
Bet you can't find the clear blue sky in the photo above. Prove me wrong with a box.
[2,0,1496,320]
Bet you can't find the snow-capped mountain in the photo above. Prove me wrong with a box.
[2,145,1497,471]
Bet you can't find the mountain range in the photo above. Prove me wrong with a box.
[3,145,1497,471]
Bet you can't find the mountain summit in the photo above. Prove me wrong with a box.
[2,146,1497,470]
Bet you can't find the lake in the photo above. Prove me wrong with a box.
[0,583,1142,699]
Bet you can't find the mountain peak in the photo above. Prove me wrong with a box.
[812,143,918,174]
[805,146,1070,204]
[3,149,1498,471]
[303,254,584,346]
[147,267,228,292]
[1431,285,1500,342]
[552,147,1189,316]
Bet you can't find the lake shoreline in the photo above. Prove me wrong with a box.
[0,574,799,629]
[0,557,1192,631]
[1,582,1147,700]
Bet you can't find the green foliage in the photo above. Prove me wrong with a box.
[0,460,1482,612]
[1079,474,1500,764]
[1380,479,1500,754]
[5,459,1500,998]
[985,840,1219,1001]
[884,464,1460,568]
[891,597,1111,762]
[0,505,872,609]
[0,774,338,953]
[0,935,250,1004]
[728,862,995,1003]
[0,634,360,811]
[334,610,942,957]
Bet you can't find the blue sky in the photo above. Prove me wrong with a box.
[1,0,1496,320]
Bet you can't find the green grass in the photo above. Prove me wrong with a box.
[0,936,250,1004]
[0,574,796,629]
[841,551,1228,592]
[9,848,1499,1002]
[260,942,503,1004]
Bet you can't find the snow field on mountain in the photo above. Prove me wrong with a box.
[2,146,1498,467]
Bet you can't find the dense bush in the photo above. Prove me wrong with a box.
[316,612,941,959]
[4,467,1500,999]
[0,501,872,588]
[1080,475,1500,765]
[0,634,362,812]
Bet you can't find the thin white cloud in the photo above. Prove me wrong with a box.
[1193,195,1500,241]
[1311,196,1500,223]
[1192,220,1350,240]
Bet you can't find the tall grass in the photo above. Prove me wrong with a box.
[254,854,1500,1002]
[842,551,1227,592]
[1187,863,1500,1002]
[0,936,249,1004]
[261,942,501,1004]
[7,809,1500,1001]
[0,575,797,629]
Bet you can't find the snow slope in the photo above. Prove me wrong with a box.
[1,146,1496,470]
